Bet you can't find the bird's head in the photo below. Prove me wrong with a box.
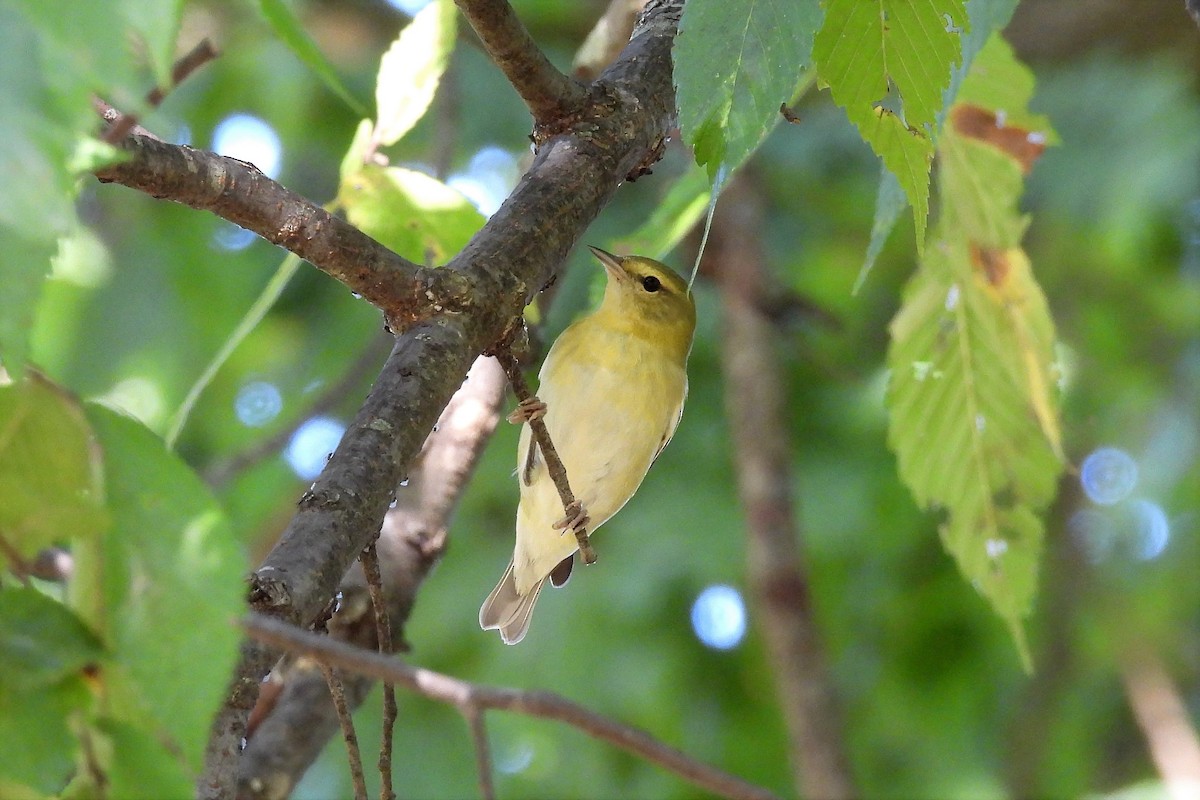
[588,246,697,361]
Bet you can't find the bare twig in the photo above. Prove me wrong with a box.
[1120,648,1200,800]
[94,136,470,332]
[101,39,220,144]
[318,661,368,800]
[493,343,596,564]
[711,174,856,800]
[243,613,783,800]
[0,533,33,586]
[452,0,588,126]
[465,705,496,800]
[359,543,397,800]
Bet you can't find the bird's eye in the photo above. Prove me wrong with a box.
[641,275,662,293]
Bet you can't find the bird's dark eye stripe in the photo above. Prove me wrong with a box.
[641,275,662,292]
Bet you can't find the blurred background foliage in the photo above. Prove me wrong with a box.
[21,0,1200,797]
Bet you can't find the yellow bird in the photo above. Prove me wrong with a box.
[479,247,697,644]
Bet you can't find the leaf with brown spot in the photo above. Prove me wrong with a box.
[950,105,1047,174]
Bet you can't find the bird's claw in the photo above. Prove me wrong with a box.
[552,500,590,536]
[507,396,547,425]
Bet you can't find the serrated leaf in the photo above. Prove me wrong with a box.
[0,586,104,690]
[954,34,1057,148]
[257,0,366,115]
[887,240,1061,667]
[339,165,485,264]
[814,0,966,132]
[374,0,457,147]
[855,0,1018,283]
[0,374,105,563]
[75,406,244,775]
[870,107,935,245]
[675,0,821,180]
[814,0,966,246]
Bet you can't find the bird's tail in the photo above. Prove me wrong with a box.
[479,560,544,645]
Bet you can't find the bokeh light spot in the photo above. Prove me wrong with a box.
[235,381,283,428]
[284,416,346,480]
[1080,446,1138,505]
[1127,499,1170,561]
[212,113,282,179]
[1068,508,1118,564]
[690,584,746,651]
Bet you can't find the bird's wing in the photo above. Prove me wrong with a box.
[651,376,688,465]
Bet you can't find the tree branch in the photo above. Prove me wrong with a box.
[452,0,588,126]
[94,138,471,332]
[91,3,684,795]
[242,613,783,800]
[1120,647,1200,800]
[235,355,508,799]
[711,174,856,800]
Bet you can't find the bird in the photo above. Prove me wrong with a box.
[479,246,697,644]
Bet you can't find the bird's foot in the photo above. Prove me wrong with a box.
[507,396,547,424]
[552,499,590,537]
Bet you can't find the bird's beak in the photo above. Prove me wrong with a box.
[588,245,627,283]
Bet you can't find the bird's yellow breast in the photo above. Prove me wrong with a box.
[511,315,688,593]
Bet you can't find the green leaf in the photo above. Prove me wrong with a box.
[0,675,90,794]
[814,0,967,245]
[339,165,485,264]
[616,167,712,261]
[855,166,906,293]
[887,240,1060,668]
[75,405,244,774]
[814,0,967,133]
[0,374,105,564]
[0,586,104,690]
[257,0,366,115]
[95,718,193,799]
[675,0,821,179]
[374,0,457,147]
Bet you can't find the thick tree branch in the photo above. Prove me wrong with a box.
[712,175,856,800]
[235,355,507,799]
[243,613,783,800]
[94,139,471,332]
[453,0,588,125]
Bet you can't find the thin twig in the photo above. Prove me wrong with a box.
[452,0,588,125]
[102,38,220,144]
[464,705,496,800]
[493,344,596,564]
[359,543,397,800]
[318,660,368,800]
[243,613,781,800]
[0,533,32,586]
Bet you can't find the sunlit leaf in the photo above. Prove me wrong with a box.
[887,34,1063,666]
[675,0,821,180]
[339,165,485,264]
[814,0,967,246]
[0,374,105,564]
[257,0,366,115]
[75,406,244,774]
[374,0,457,147]
[887,242,1059,668]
